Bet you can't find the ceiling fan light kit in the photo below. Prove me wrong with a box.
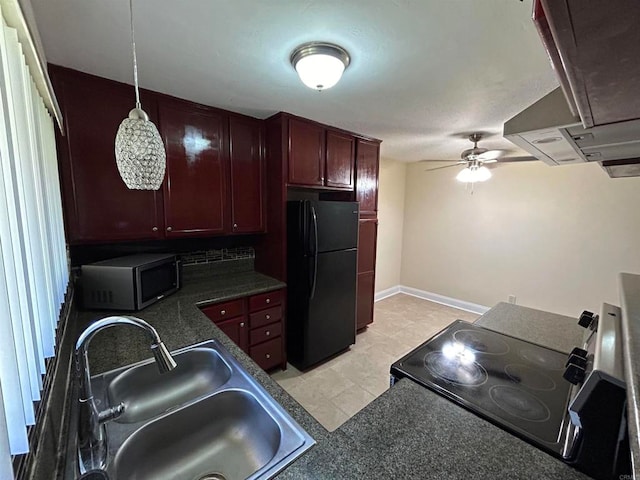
[456,165,492,183]
[423,133,537,189]
[290,42,350,91]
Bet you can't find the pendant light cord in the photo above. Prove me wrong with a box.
[129,0,141,109]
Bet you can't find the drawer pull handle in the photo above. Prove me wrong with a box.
[221,310,226,315]
[265,331,270,336]
[266,314,270,320]
[240,322,245,327]
[152,226,158,232]
[266,354,271,359]
[266,298,271,304]
[167,226,172,232]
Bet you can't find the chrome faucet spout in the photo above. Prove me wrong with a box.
[75,315,177,473]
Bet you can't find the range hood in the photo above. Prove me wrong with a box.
[503,87,640,178]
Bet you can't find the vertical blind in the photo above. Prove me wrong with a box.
[0,2,68,477]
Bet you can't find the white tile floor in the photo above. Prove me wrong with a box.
[271,293,479,431]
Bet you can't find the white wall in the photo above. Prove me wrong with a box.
[400,161,640,317]
[375,158,406,292]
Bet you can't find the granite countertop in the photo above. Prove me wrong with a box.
[73,266,591,479]
[276,301,589,479]
[475,302,585,353]
[620,273,640,479]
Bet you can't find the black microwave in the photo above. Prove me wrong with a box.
[81,253,180,311]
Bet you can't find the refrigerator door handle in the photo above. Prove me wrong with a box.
[309,205,319,299]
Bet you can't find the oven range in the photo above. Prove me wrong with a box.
[390,304,630,480]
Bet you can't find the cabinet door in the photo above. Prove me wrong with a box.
[52,67,164,243]
[217,316,249,354]
[229,116,265,233]
[356,271,375,330]
[159,100,228,237]
[325,130,355,190]
[288,118,325,186]
[356,139,380,216]
[357,219,378,274]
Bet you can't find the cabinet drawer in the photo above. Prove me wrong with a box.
[249,290,283,311]
[250,321,282,346]
[250,337,283,371]
[249,305,282,329]
[200,298,245,323]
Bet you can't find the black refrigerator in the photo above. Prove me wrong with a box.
[286,200,359,370]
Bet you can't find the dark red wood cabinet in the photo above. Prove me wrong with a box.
[216,316,249,354]
[51,66,164,243]
[229,115,265,233]
[158,99,228,237]
[356,271,375,331]
[50,65,266,244]
[356,139,380,216]
[200,288,286,371]
[287,116,355,191]
[356,219,378,330]
[325,130,355,190]
[288,117,325,187]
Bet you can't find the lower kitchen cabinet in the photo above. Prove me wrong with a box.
[216,316,249,354]
[357,271,375,330]
[200,288,286,371]
[356,218,377,331]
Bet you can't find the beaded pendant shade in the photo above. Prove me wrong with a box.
[115,0,166,190]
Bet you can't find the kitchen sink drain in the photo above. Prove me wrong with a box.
[198,474,227,480]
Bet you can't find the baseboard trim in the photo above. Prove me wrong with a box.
[374,286,401,302]
[374,284,490,315]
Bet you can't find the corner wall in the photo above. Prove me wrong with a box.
[400,161,640,317]
[375,158,407,293]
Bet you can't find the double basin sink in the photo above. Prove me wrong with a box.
[86,339,314,480]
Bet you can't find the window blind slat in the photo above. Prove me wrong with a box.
[0,2,69,463]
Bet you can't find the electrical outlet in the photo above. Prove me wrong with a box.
[508,295,516,304]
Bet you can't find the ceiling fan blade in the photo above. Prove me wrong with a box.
[496,156,538,163]
[476,149,506,161]
[420,159,465,163]
[482,159,498,164]
[425,163,465,172]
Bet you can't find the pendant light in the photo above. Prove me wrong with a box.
[115,0,166,190]
[290,42,350,91]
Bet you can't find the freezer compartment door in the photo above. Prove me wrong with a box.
[305,248,357,367]
[312,201,359,252]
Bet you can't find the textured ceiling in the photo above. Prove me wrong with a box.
[29,0,559,162]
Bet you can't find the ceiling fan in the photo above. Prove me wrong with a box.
[423,133,536,185]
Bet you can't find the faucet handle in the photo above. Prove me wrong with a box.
[151,341,178,373]
[97,402,125,423]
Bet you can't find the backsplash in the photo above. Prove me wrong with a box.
[179,247,254,266]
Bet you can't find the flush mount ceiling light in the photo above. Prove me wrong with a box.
[115,0,166,190]
[290,42,350,91]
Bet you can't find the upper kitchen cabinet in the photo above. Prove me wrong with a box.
[355,138,380,217]
[325,130,355,190]
[158,98,228,237]
[288,117,325,187]
[535,0,640,128]
[51,65,267,244]
[287,115,355,191]
[50,66,164,244]
[229,115,265,233]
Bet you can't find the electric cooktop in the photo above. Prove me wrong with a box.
[390,320,575,457]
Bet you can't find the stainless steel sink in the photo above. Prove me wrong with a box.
[113,390,283,480]
[107,347,232,423]
[84,339,314,480]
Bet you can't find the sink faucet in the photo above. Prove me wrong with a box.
[75,315,177,473]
